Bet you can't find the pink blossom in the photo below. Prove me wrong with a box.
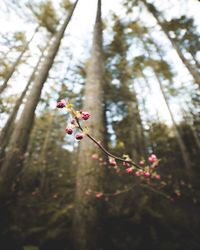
[144,172,151,177]
[135,171,141,177]
[81,111,91,120]
[123,161,131,167]
[109,158,117,166]
[126,168,133,174]
[71,119,76,125]
[155,174,161,180]
[148,154,157,163]
[96,192,103,199]
[76,133,84,140]
[56,99,66,108]
[65,127,73,135]
[92,154,98,160]
[139,160,145,165]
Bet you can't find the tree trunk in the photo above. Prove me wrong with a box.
[126,86,146,161]
[0,25,40,95]
[0,45,47,166]
[138,30,193,170]
[38,111,55,192]
[0,0,79,200]
[73,1,106,249]
[155,73,192,171]
[141,0,200,88]
[154,41,200,152]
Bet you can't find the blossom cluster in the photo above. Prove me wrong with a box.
[57,99,161,198]
[92,153,161,180]
[57,99,91,140]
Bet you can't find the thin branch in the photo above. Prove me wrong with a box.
[75,117,142,169]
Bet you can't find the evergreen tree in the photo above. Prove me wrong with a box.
[0,0,79,202]
[73,1,106,249]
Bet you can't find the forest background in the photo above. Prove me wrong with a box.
[0,0,200,250]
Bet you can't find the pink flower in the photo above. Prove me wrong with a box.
[92,154,98,160]
[144,172,151,177]
[148,154,157,163]
[81,111,91,120]
[65,127,73,135]
[126,168,133,174]
[76,133,84,140]
[139,160,145,165]
[123,161,131,167]
[71,119,76,125]
[56,99,66,108]
[96,192,103,199]
[135,171,141,177]
[109,158,117,166]
[155,174,161,180]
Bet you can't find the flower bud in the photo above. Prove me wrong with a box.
[148,154,157,163]
[155,174,161,180]
[109,158,117,166]
[76,133,84,140]
[65,127,73,135]
[123,161,131,167]
[139,160,145,165]
[126,168,133,174]
[81,111,91,120]
[56,99,66,108]
[144,172,151,177]
[96,192,103,199]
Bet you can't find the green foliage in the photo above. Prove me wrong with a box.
[27,0,59,34]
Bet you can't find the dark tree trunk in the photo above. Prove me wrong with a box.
[0,0,79,201]
[0,45,46,166]
[73,1,106,249]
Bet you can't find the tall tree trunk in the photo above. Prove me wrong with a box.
[0,25,40,95]
[141,0,200,88]
[139,34,192,171]
[0,45,46,166]
[0,0,79,200]
[38,111,56,192]
[125,85,146,161]
[155,73,192,171]
[153,40,200,152]
[181,108,200,151]
[73,1,106,249]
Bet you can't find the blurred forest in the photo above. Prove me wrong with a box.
[0,0,200,249]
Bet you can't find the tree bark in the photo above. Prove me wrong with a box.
[0,45,46,166]
[73,1,106,249]
[0,0,79,200]
[0,25,40,95]
[155,73,192,171]
[126,87,146,161]
[139,33,192,171]
[141,0,200,88]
